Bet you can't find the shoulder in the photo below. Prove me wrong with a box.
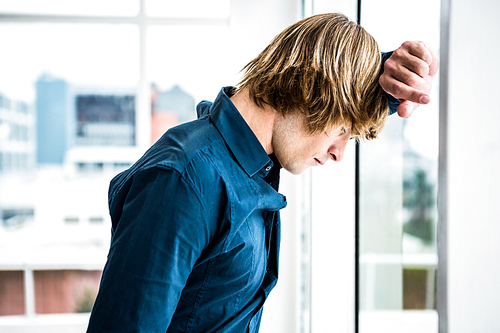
[109,117,233,208]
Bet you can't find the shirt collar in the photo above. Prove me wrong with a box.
[208,87,272,178]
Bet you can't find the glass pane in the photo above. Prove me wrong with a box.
[0,23,139,318]
[0,0,139,16]
[359,120,404,312]
[145,0,230,18]
[0,24,139,101]
[147,25,234,143]
[358,0,440,331]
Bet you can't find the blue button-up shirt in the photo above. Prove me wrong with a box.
[87,87,287,332]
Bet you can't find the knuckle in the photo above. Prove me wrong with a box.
[406,75,420,88]
[401,41,414,50]
[418,62,430,75]
[379,75,391,90]
[412,91,423,103]
[384,58,397,72]
[378,75,386,86]
[391,82,405,96]
[393,47,405,58]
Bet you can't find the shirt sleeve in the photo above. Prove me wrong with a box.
[87,166,211,332]
[382,51,400,115]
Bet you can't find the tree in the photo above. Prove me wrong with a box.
[403,169,435,244]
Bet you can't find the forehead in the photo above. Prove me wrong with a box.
[314,122,351,136]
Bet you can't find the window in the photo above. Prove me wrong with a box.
[358,0,441,331]
[0,2,305,332]
[145,0,230,18]
[0,0,139,16]
[2,0,443,330]
[0,0,232,326]
[305,1,441,332]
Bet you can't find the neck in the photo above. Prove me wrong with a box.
[230,87,276,155]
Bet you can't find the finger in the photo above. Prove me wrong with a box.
[423,42,439,77]
[404,41,439,77]
[387,64,430,92]
[397,100,420,118]
[390,52,431,79]
[403,41,434,69]
[380,75,431,104]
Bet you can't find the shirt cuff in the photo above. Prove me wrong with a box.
[382,51,399,116]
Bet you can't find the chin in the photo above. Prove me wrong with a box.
[278,157,307,175]
[283,165,306,175]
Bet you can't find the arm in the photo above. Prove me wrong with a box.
[87,167,210,332]
[379,41,439,118]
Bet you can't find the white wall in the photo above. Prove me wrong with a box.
[439,0,500,332]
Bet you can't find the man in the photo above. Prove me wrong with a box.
[87,13,437,332]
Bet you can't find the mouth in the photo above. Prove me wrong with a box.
[314,158,324,165]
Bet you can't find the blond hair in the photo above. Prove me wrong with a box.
[237,13,389,140]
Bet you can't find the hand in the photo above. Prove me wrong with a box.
[379,41,439,118]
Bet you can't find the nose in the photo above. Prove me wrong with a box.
[330,150,343,162]
[329,137,349,162]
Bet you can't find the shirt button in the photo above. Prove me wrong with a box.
[265,165,272,171]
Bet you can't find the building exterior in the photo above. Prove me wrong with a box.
[0,91,36,229]
[1,77,139,318]
[36,75,137,167]
[0,92,35,174]
[1,78,198,318]
[151,84,195,143]
[75,94,135,147]
[35,75,73,165]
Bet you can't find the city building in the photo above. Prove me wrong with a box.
[0,91,35,175]
[151,84,195,143]
[1,76,198,319]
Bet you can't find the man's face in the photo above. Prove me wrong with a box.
[271,112,351,175]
